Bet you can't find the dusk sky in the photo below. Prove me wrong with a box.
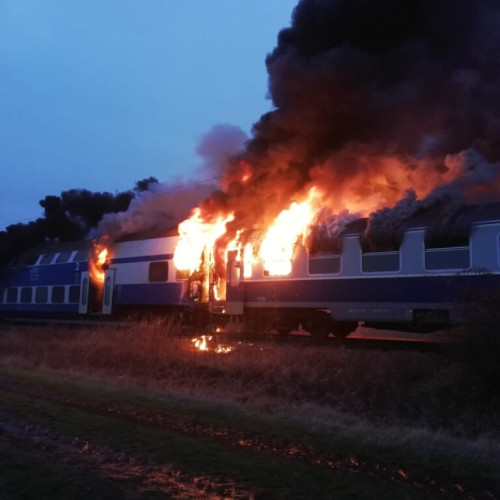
[0,1,297,229]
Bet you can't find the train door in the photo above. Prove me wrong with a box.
[226,252,244,315]
[102,269,115,315]
[79,272,90,314]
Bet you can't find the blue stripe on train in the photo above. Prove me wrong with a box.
[0,303,79,313]
[114,282,184,306]
[240,274,499,304]
[111,254,173,264]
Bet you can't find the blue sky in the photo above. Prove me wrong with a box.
[0,1,297,229]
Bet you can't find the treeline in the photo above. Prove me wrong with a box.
[0,177,158,267]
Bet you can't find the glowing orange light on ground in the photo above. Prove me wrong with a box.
[191,335,233,354]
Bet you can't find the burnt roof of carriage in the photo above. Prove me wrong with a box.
[342,202,500,236]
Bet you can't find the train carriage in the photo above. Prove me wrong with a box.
[225,204,500,336]
[2,204,500,337]
[100,232,190,317]
[0,240,90,320]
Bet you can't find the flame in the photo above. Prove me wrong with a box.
[192,335,210,351]
[191,335,233,354]
[243,242,255,278]
[258,191,318,276]
[174,188,323,295]
[173,208,235,274]
[89,238,111,286]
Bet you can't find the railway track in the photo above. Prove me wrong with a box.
[196,326,459,353]
[0,316,458,353]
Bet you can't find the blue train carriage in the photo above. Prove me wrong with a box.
[0,240,91,321]
[96,231,192,319]
[0,230,194,322]
[225,204,500,337]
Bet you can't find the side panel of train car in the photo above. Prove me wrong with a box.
[226,219,500,335]
[0,235,191,320]
[0,243,90,320]
[105,236,190,315]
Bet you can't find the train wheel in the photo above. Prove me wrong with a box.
[331,321,358,338]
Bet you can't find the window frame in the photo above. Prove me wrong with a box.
[148,261,169,282]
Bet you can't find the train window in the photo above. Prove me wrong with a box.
[56,251,72,263]
[362,252,400,273]
[35,287,49,303]
[425,234,469,249]
[309,256,341,274]
[6,288,18,303]
[20,287,33,303]
[68,285,80,303]
[73,249,88,262]
[51,286,65,303]
[425,247,470,270]
[39,253,55,265]
[24,254,39,266]
[149,261,168,282]
[0,288,4,303]
[176,269,190,281]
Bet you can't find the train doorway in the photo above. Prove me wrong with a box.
[78,272,103,314]
[78,272,90,314]
[102,269,115,315]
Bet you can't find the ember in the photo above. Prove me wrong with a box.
[191,335,232,354]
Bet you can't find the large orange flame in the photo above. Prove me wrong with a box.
[89,237,111,287]
[258,190,319,276]
[174,187,321,292]
[173,208,235,274]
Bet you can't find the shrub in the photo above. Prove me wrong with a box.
[458,282,500,388]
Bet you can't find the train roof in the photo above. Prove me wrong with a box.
[7,228,180,267]
[342,202,500,236]
[7,239,91,268]
[406,202,500,228]
[114,228,179,242]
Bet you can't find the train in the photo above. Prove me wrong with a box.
[1,204,500,337]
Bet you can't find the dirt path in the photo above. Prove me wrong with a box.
[0,411,252,499]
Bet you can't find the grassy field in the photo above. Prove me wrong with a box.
[0,319,499,498]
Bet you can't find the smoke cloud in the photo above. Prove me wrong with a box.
[192,0,500,254]
[364,149,500,250]
[97,180,217,240]
[97,124,247,241]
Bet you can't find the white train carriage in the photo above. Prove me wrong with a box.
[225,204,500,337]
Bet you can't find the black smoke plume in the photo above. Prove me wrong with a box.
[0,179,155,267]
[194,0,500,256]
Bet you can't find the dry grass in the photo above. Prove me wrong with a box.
[0,319,496,428]
[2,318,500,471]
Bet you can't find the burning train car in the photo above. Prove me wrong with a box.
[224,203,500,337]
[1,203,500,337]
[0,230,191,322]
[2,0,500,338]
